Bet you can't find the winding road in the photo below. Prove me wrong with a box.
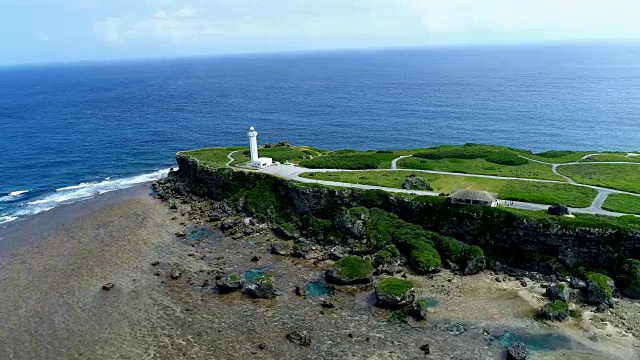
[226,151,640,217]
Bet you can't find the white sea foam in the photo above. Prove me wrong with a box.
[56,183,94,191]
[0,190,29,202]
[26,199,50,205]
[0,216,18,224]
[3,168,174,221]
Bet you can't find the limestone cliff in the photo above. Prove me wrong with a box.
[174,155,640,276]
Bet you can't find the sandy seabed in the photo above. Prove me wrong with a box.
[0,184,638,359]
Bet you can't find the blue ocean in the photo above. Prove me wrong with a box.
[1,43,639,224]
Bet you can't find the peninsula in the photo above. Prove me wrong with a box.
[145,129,640,358]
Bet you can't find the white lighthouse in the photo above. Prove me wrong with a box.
[247,126,273,168]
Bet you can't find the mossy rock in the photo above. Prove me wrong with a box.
[539,300,570,321]
[619,259,640,299]
[585,272,616,306]
[409,298,428,321]
[334,206,370,239]
[216,272,245,293]
[408,245,442,274]
[325,256,374,285]
[545,283,570,302]
[375,278,415,309]
[246,274,276,299]
[373,244,400,267]
[463,246,486,275]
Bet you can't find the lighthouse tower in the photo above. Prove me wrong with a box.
[247,126,273,168]
[248,126,259,162]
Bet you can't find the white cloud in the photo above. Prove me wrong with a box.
[94,8,222,43]
[94,17,124,43]
[38,33,51,43]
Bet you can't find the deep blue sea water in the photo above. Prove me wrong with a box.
[1,43,639,224]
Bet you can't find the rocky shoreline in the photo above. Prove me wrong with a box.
[148,171,640,359]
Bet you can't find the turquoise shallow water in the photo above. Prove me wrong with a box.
[305,280,335,297]
[1,43,639,224]
[499,331,574,352]
[243,269,266,284]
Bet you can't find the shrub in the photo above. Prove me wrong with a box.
[300,155,380,169]
[334,149,359,154]
[333,256,374,280]
[485,153,529,166]
[586,272,614,299]
[436,236,468,263]
[535,150,577,158]
[408,244,442,273]
[301,214,339,241]
[360,189,391,208]
[465,245,484,259]
[619,259,640,298]
[365,208,398,248]
[393,224,441,273]
[376,278,414,297]
[259,147,310,162]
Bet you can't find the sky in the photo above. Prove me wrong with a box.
[2,0,640,65]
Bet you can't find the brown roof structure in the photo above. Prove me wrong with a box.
[449,189,498,203]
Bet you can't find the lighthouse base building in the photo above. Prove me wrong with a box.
[253,157,272,168]
[247,126,273,168]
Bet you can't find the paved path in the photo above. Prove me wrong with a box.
[226,150,241,167]
[260,164,440,196]
[391,155,412,170]
[228,152,640,217]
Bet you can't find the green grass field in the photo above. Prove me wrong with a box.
[602,194,640,215]
[523,151,594,163]
[300,170,597,207]
[299,150,408,170]
[178,146,245,168]
[580,154,640,163]
[226,146,327,166]
[397,156,563,181]
[556,164,640,193]
[503,208,640,232]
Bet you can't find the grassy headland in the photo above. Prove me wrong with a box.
[557,164,640,193]
[178,146,245,168]
[300,170,597,207]
[602,194,640,215]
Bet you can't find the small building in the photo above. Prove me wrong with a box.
[448,189,498,207]
[247,126,273,168]
[253,157,273,168]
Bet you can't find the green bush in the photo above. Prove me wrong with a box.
[485,153,529,166]
[535,150,577,158]
[393,224,441,273]
[259,147,310,162]
[436,236,468,263]
[465,245,484,259]
[619,259,640,298]
[300,155,380,169]
[333,256,374,280]
[334,149,359,154]
[365,208,398,248]
[301,214,339,241]
[376,278,415,297]
[586,272,614,299]
[408,243,442,273]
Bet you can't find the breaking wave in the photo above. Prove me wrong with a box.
[0,168,173,225]
[0,190,29,202]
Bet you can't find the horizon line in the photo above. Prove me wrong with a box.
[2,38,640,69]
